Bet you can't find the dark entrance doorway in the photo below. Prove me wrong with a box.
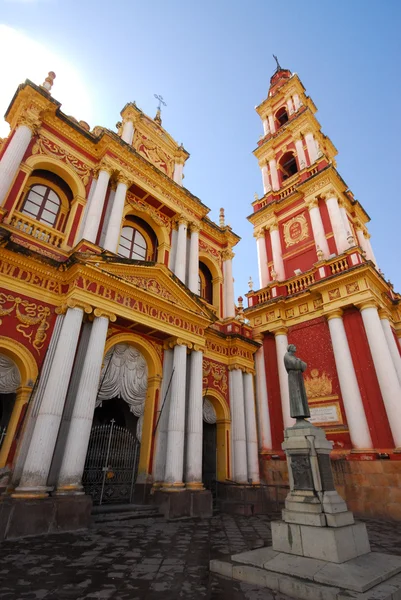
[0,393,15,450]
[202,422,217,491]
[82,397,141,505]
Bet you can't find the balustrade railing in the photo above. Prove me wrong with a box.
[257,289,271,304]
[287,272,315,295]
[329,258,348,274]
[9,212,65,248]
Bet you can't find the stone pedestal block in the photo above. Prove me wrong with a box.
[153,489,212,520]
[0,495,92,540]
[272,520,370,563]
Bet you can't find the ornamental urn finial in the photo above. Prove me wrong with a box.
[41,71,56,93]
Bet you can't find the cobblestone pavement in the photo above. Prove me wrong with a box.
[0,514,400,600]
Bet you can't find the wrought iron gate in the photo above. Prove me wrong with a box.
[82,420,140,505]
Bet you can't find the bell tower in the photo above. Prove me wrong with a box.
[246,61,401,513]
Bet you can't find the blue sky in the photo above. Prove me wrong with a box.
[1,0,400,300]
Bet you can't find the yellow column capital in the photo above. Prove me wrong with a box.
[358,300,378,312]
[326,309,343,321]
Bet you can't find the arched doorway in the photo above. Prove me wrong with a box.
[0,354,21,454]
[82,344,148,505]
[202,398,217,491]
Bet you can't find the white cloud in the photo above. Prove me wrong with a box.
[0,24,94,137]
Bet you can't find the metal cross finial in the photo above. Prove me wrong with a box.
[273,54,282,70]
[154,94,167,112]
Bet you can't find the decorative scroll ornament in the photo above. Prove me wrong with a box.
[134,132,174,177]
[119,275,178,303]
[283,213,309,248]
[97,344,148,416]
[203,359,228,395]
[0,354,21,394]
[304,368,332,399]
[203,397,217,424]
[199,238,220,260]
[0,293,51,354]
[126,191,171,231]
[32,135,91,185]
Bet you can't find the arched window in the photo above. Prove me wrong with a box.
[118,226,147,260]
[198,262,213,304]
[276,106,289,128]
[21,184,61,226]
[279,151,298,182]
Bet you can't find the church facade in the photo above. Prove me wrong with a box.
[0,64,400,536]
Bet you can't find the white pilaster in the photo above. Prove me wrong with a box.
[56,313,110,492]
[174,218,188,282]
[0,125,34,205]
[185,349,204,488]
[82,167,111,244]
[380,314,401,387]
[270,224,285,281]
[121,120,134,145]
[15,306,85,494]
[295,139,307,170]
[153,348,174,484]
[286,98,294,115]
[255,229,269,288]
[261,165,271,194]
[268,114,275,134]
[77,177,97,243]
[269,158,279,191]
[230,368,248,483]
[305,132,318,164]
[243,372,260,484]
[173,162,184,185]
[163,342,188,488]
[187,224,200,293]
[327,312,372,449]
[325,193,348,254]
[222,250,235,318]
[254,339,272,451]
[364,233,377,266]
[275,330,293,429]
[103,177,129,253]
[262,118,270,136]
[360,303,401,447]
[339,204,353,245]
[306,198,330,259]
[293,93,301,110]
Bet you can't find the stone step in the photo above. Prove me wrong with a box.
[91,504,163,523]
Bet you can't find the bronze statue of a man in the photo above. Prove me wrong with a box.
[284,344,310,420]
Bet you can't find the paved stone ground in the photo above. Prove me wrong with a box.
[0,514,400,600]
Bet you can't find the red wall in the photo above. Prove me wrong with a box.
[263,333,284,449]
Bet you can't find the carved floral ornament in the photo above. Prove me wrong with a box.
[283,212,309,247]
[32,135,92,185]
[199,238,220,260]
[126,192,171,231]
[203,358,228,395]
[304,368,333,399]
[0,292,51,354]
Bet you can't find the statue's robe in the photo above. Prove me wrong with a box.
[284,352,310,419]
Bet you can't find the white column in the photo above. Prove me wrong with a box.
[306,198,330,259]
[56,312,111,493]
[169,227,178,271]
[268,114,275,134]
[293,93,301,110]
[339,203,353,245]
[103,176,129,252]
[269,158,279,191]
[262,118,270,136]
[121,120,134,145]
[153,348,174,484]
[174,218,188,282]
[230,368,248,483]
[11,313,65,487]
[14,306,85,495]
[0,125,35,205]
[325,193,348,254]
[187,224,200,293]
[360,303,401,447]
[305,132,318,164]
[243,372,260,484]
[77,177,97,242]
[295,139,307,170]
[163,342,188,488]
[261,165,271,194]
[364,233,377,266]
[222,250,235,318]
[275,329,293,429]
[286,97,294,115]
[185,348,204,489]
[255,229,269,288]
[270,224,285,281]
[173,162,184,185]
[327,311,372,449]
[380,313,401,386]
[82,167,111,244]
[254,339,272,451]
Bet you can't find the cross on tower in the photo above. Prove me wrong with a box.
[273,54,282,70]
[154,94,167,112]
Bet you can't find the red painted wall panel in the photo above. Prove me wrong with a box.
[263,333,284,449]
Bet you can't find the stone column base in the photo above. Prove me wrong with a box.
[0,494,92,540]
[153,489,212,519]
